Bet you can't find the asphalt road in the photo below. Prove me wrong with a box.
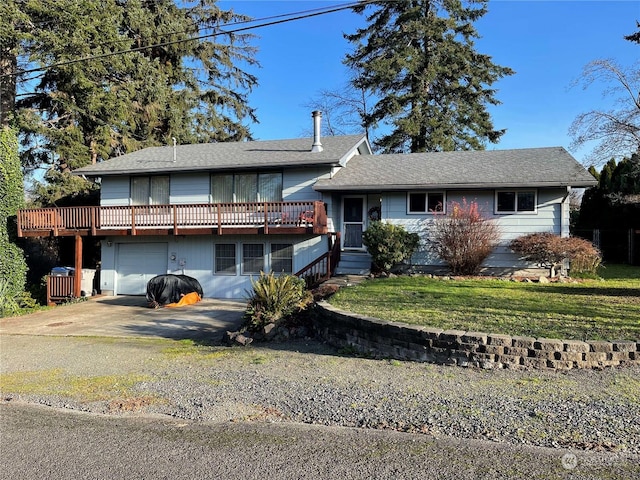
[2,402,632,480]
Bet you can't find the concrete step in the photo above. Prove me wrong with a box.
[336,252,371,276]
[322,274,368,287]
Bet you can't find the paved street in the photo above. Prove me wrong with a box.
[1,402,628,480]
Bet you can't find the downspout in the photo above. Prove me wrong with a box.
[559,186,572,276]
[560,186,571,238]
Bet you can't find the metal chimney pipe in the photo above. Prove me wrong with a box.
[311,110,323,152]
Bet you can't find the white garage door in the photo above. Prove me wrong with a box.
[116,243,168,295]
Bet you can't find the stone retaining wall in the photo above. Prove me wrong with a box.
[315,302,640,370]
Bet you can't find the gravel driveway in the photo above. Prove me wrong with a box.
[1,326,639,478]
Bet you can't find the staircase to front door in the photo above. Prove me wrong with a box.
[335,251,371,275]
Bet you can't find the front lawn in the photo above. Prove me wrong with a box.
[328,264,640,341]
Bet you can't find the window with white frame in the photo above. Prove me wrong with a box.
[214,244,237,275]
[210,172,283,203]
[495,190,536,213]
[242,243,264,274]
[131,176,170,205]
[270,243,293,273]
[408,192,445,214]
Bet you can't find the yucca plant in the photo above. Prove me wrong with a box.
[244,271,307,331]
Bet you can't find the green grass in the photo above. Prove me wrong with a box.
[0,369,152,402]
[329,264,640,341]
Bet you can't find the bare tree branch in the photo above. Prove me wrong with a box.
[569,59,640,166]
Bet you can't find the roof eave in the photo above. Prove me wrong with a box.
[314,180,598,192]
[73,159,345,177]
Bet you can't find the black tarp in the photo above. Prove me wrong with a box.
[146,274,204,307]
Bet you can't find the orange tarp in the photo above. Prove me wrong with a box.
[165,292,202,308]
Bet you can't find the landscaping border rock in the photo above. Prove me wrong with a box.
[315,301,640,370]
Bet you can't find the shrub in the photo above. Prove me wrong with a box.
[0,278,38,317]
[429,199,501,275]
[243,272,310,331]
[509,233,601,276]
[362,221,420,273]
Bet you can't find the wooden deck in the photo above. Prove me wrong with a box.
[17,201,328,238]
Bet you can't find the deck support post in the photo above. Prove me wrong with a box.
[74,235,83,298]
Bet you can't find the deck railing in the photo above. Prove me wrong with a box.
[46,275,74,305]
[17,201,328,237]
[295,232,341,288]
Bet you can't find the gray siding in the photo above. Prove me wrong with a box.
[100,177,130,206]
[100,170,328,205]
[283,167,330,201]
[170,173,210,203]
[378,188,567,270]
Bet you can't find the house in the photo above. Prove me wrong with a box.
[17,112,597,299]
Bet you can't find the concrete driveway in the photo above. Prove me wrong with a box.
[0,295,245,341]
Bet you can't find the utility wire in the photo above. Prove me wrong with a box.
[1,1,373,80]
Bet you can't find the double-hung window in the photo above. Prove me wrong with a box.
[407,192,445,214]
[131,176,170,205]
[495,190,536,213]
[242,244,264,274]
[270,243,293,273]
[215,244,237,275]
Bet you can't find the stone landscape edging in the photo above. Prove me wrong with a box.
[314,301,640,370]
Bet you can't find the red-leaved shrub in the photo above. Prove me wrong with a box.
[429,200,501,275]
[509,233,601,276]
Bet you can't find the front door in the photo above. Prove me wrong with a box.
[342,196,365,250]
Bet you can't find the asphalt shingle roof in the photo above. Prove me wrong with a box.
[73,135,369,176]
[314,147,597,191]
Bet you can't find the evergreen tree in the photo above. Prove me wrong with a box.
[6,0,258,180]
[624,21,640,44]
[344,0,513,153]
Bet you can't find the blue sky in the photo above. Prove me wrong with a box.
[219,0,639,166]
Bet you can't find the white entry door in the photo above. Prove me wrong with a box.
[342,197,365,250]
[116,243,168,295]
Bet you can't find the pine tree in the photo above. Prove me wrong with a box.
[7,0,258,178]
[344,0,513,153]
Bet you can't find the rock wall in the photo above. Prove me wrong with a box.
[314,302,640,370]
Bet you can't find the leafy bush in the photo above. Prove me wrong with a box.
[243,272,310,331]
[0,128,27,299]
[362,221,420,273]
[0,278,39,317]
[509,233,601,276]
[429,200,501,275]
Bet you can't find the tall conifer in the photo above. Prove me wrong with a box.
[345,0,513,153]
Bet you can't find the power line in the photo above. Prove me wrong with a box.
[1,1,373,80]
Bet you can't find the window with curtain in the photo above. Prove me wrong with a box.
[211,174,234,203]
[210,172,283,203]
[235,174,258,202]
[258,173,283,202]
[131,176,169,205]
